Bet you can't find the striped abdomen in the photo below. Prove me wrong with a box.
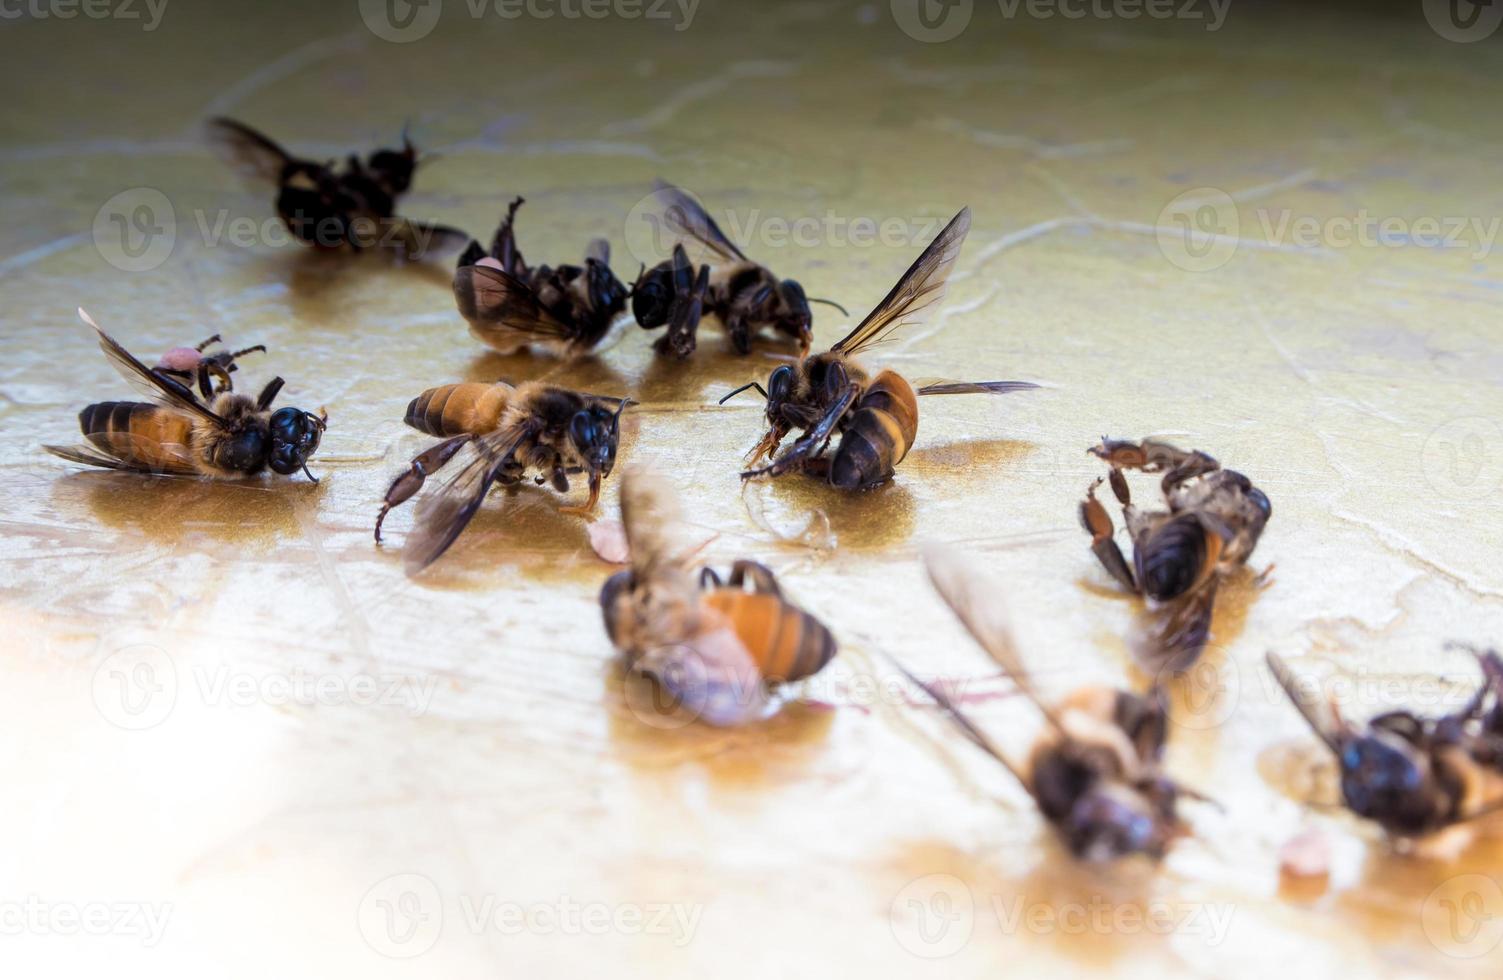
[80,401,198,473]
[829,370,918,490]
[703,590,836,685]
[404,383,513,437]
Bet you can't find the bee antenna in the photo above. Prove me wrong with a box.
[808,297,849,316]
[302,463,320,484]
[719,382,768,405]
[613,397,636,421]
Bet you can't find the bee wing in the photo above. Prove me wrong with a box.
[204,117,296,188]
[389,219,471,261]
[1138,577,1218,674]
[617,467,686,576]
[652,180,749,263]
[79,309,226,428]
[44,440,197,476]
[585,238,611,266]
[402,420,540,573]
[916,380,1042,396]
[1266,653,1345,754]
[454,264,577,345]
[831,207,970,358]
[633,624,771,727]
[888,653,1034,795]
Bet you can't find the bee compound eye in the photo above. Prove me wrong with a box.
[768,365,794,402]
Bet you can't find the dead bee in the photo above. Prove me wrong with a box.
[153,335,266,400]
[1080,438,1272,670]
[453,196,629,357]
[895,546,1202,861]
[1267,649,1503,839]
[722,207,1038,490]
[599,468,837,725]
[375,380,633,572]
[205,117,466,259]
[44,309,326,481]
[630,181,845,358]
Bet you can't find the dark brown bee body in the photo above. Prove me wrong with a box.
[378,380,632,571]
[1081,439,1270,669]
[46,310,326,482]
[1269,649,1503,839]
[732,208,1038,489]
[206,117,464,259]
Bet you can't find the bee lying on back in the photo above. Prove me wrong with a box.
[45,309,326,482]
[376,379,633,572]
[600,468,838,726]
[630,182,845,359]
[895,546,1211,862]
[205,117,466,260]
[1268,647,1503,840]
[1081,438,1271,670]
[453,197,630,358]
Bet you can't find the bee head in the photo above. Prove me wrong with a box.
[570,400,632,476]
[1064,786,1167,862]
[776,278,812,334]
[367,133,417,195]
[631,265,675,328]
[1339,732,1433,828]
[1137,513,1210,602]
[268,407,326,480]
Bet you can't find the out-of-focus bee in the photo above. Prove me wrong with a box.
[44,309,326,481]
[895,546,1205,862]
[205,117,467,259]
[1267,649,1503,839]
[599,468,837,726]
[375,380,633,572]
[1080,438,1272,670]
[153,335,266,400]
[723,207,1038,490]
[453,196,630,357]
[630,182,845,359]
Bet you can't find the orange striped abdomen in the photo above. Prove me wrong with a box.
[80,402,198,472]
[703,590,836,684]
[828,369,918,490]
[404,382,513,437]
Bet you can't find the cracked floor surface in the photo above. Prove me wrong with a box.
[2,1,1502,977]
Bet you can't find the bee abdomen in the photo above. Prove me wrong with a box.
[829,370,919,490]
[1139,515,1209,601]
[704,591,836,684]
[405,383,512,437]
[79,401,143,443]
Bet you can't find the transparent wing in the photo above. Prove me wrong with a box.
[454,264,576,343]
[204,117,295,188]
[652,180,749,263]
[1266,652,1344,753]
[618,467,687,577]
[44,440,196,476]
[888,653,1033,794]
[632,624,770,727]
[916,380,1041,396]
[79,309,225,427]
[831,206,970,357]
[403,420,539,573]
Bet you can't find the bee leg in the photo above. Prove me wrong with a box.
[699,567,724,590]
[256,377,286,411]
[550,464,570,494]
[1081,479,1138,593]
[196,363,216,401]
[1160,452,1221,496]
[558,469,602,517]
[374,434,473,543]
[193,334,223,353]
[742,386,858,481]
[726,559,783,598]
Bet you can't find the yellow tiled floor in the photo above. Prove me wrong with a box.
[3,1,1502,976]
